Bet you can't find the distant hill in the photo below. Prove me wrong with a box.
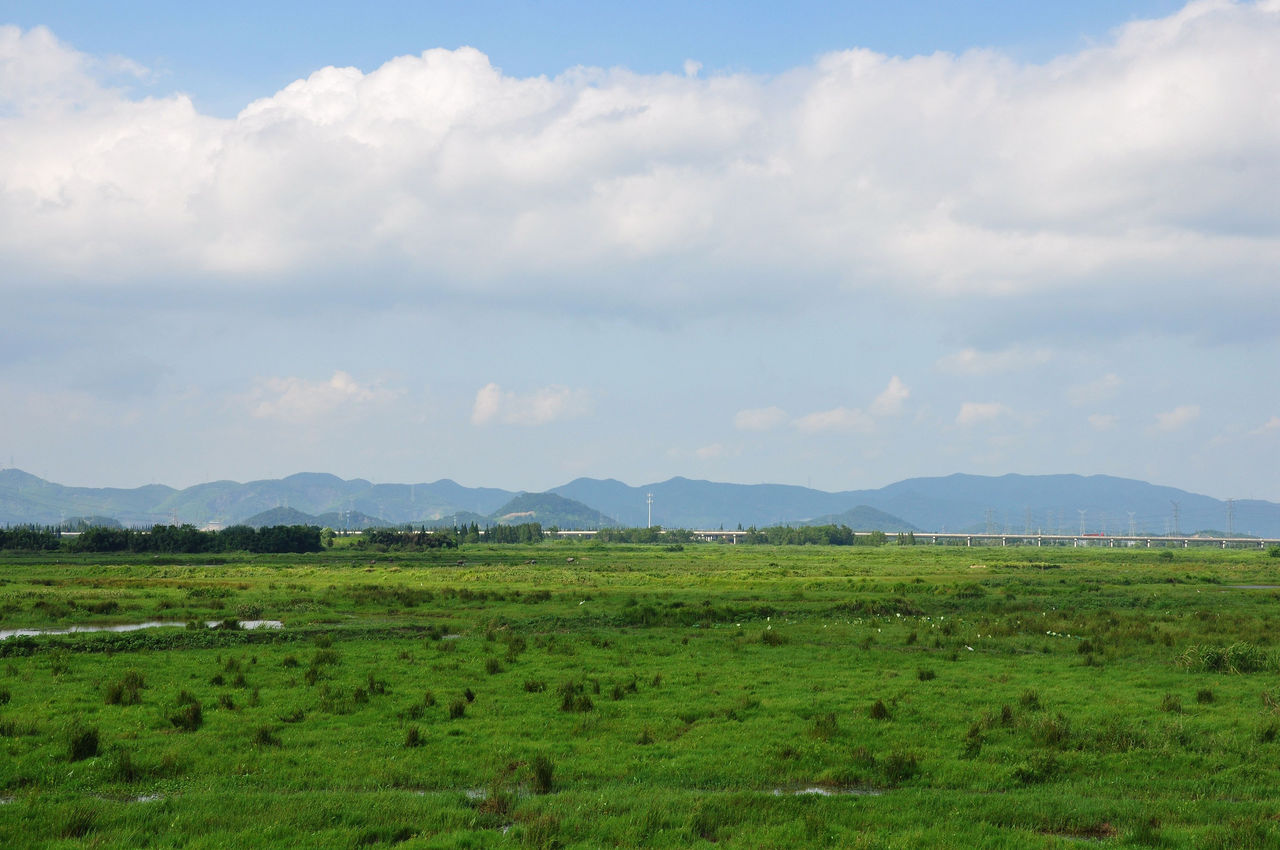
[239,507,320,528]
[802,505,918,532]
[490,493,616,530]
[2,468,1278,537]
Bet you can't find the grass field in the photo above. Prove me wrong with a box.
[2,542,1279,848]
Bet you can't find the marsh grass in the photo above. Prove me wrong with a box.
[5,543,1280,848]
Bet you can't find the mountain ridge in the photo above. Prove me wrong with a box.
[1,468,1276,536]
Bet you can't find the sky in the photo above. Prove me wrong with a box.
[2,1,1278,500]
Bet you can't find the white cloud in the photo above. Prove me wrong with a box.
[1153,404,1201,431]
[936,348,1051,376]
[1068,373,1122,406]
[870,376,910,416]
[1088,413,1118,431]
[3,5,1280,329]
[1249,416,1280,436]
[248,371,397,422]
[956,402,1010,426]
[470,383,591,426]
[793,406,874,434]
[733,406,789,431]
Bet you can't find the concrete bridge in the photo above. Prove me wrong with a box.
[549,529,1279,548]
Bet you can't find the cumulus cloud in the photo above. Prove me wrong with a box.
[956,402,1010,426]
[870,376,910,416]
[936,347,1052,376]
[793,406,875,433]
[247,371,397,422]
[733,406,789,431]
[470,383,591,426]
[1153,404,1201,431]
[4,4,1280,330]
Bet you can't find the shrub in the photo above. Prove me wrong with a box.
[448,699,466,720]
[404,726,423,748]
[880,750,920,785]
[104,670,145,706]
[218,693,236,710]
[917,668,936,681]
[1197,688,1215,704]
[464,688,476,703]
[869,699,890,721]
[423,690,437,707]
[107,746,141,782]
[253,725,281,747]
[170,692,203,732]
[524,680,547,693]
[1020,690,1042,710]
[530,754,554,794]
[1161,693,1182,714]
[811,712,838,740]
[485,658,503,675]
[282,655,299,668]
[66,722,99,761]
[1012,752,1060,784]
[760,628,788,646]
[1260,721,1279,744]
[0,688,9,706]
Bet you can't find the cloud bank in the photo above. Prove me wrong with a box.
[3,2,1280,331]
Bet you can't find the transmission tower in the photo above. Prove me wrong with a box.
[1128,511,1137,537]
[1170,501,1181,536]
[1024,507,1032,535]
[1077,509,1087,536]
[646,492,654,528]
[985,508,995,534]
[1226,498,1235,535]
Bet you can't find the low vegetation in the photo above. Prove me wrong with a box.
[0,542,1278,847]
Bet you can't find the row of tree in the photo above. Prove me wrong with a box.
[0,524,323,554]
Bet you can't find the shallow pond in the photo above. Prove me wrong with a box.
[0,620,283,640]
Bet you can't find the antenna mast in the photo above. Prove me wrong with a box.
[646,492,654,528]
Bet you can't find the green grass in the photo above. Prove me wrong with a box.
[2,542,1280,847]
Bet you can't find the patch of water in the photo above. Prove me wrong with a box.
[1225,585,1280,590]
[0,620,282,641]
[771,786,881,797]
[133,794,163,803]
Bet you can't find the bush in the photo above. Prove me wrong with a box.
[811,712,838,740]
[448,699,466,720]
[880,750,920,785]
[1012,753,1060,784]
[760,628,788,646]
[107,746,142,782]
[917,668,936,681]
[1197,688,1215,704]
[869,699,890,721]
[253,725,281,747]
[170,692,203,732]
[66,722,99,761]
[104,670,145,706]
[1161,693,1182,714]
[530,754,554,794]
[1020,690,1042,710]
[523,680,547,693]
[485,658,503,675]
[404,726,423,748]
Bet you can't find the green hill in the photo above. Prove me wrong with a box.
[490,492,616,530]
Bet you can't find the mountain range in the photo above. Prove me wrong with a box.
[0,468,1276,536]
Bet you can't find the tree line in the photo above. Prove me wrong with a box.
[0,524,322,554]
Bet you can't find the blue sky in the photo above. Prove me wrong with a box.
[2,1,1278,501]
